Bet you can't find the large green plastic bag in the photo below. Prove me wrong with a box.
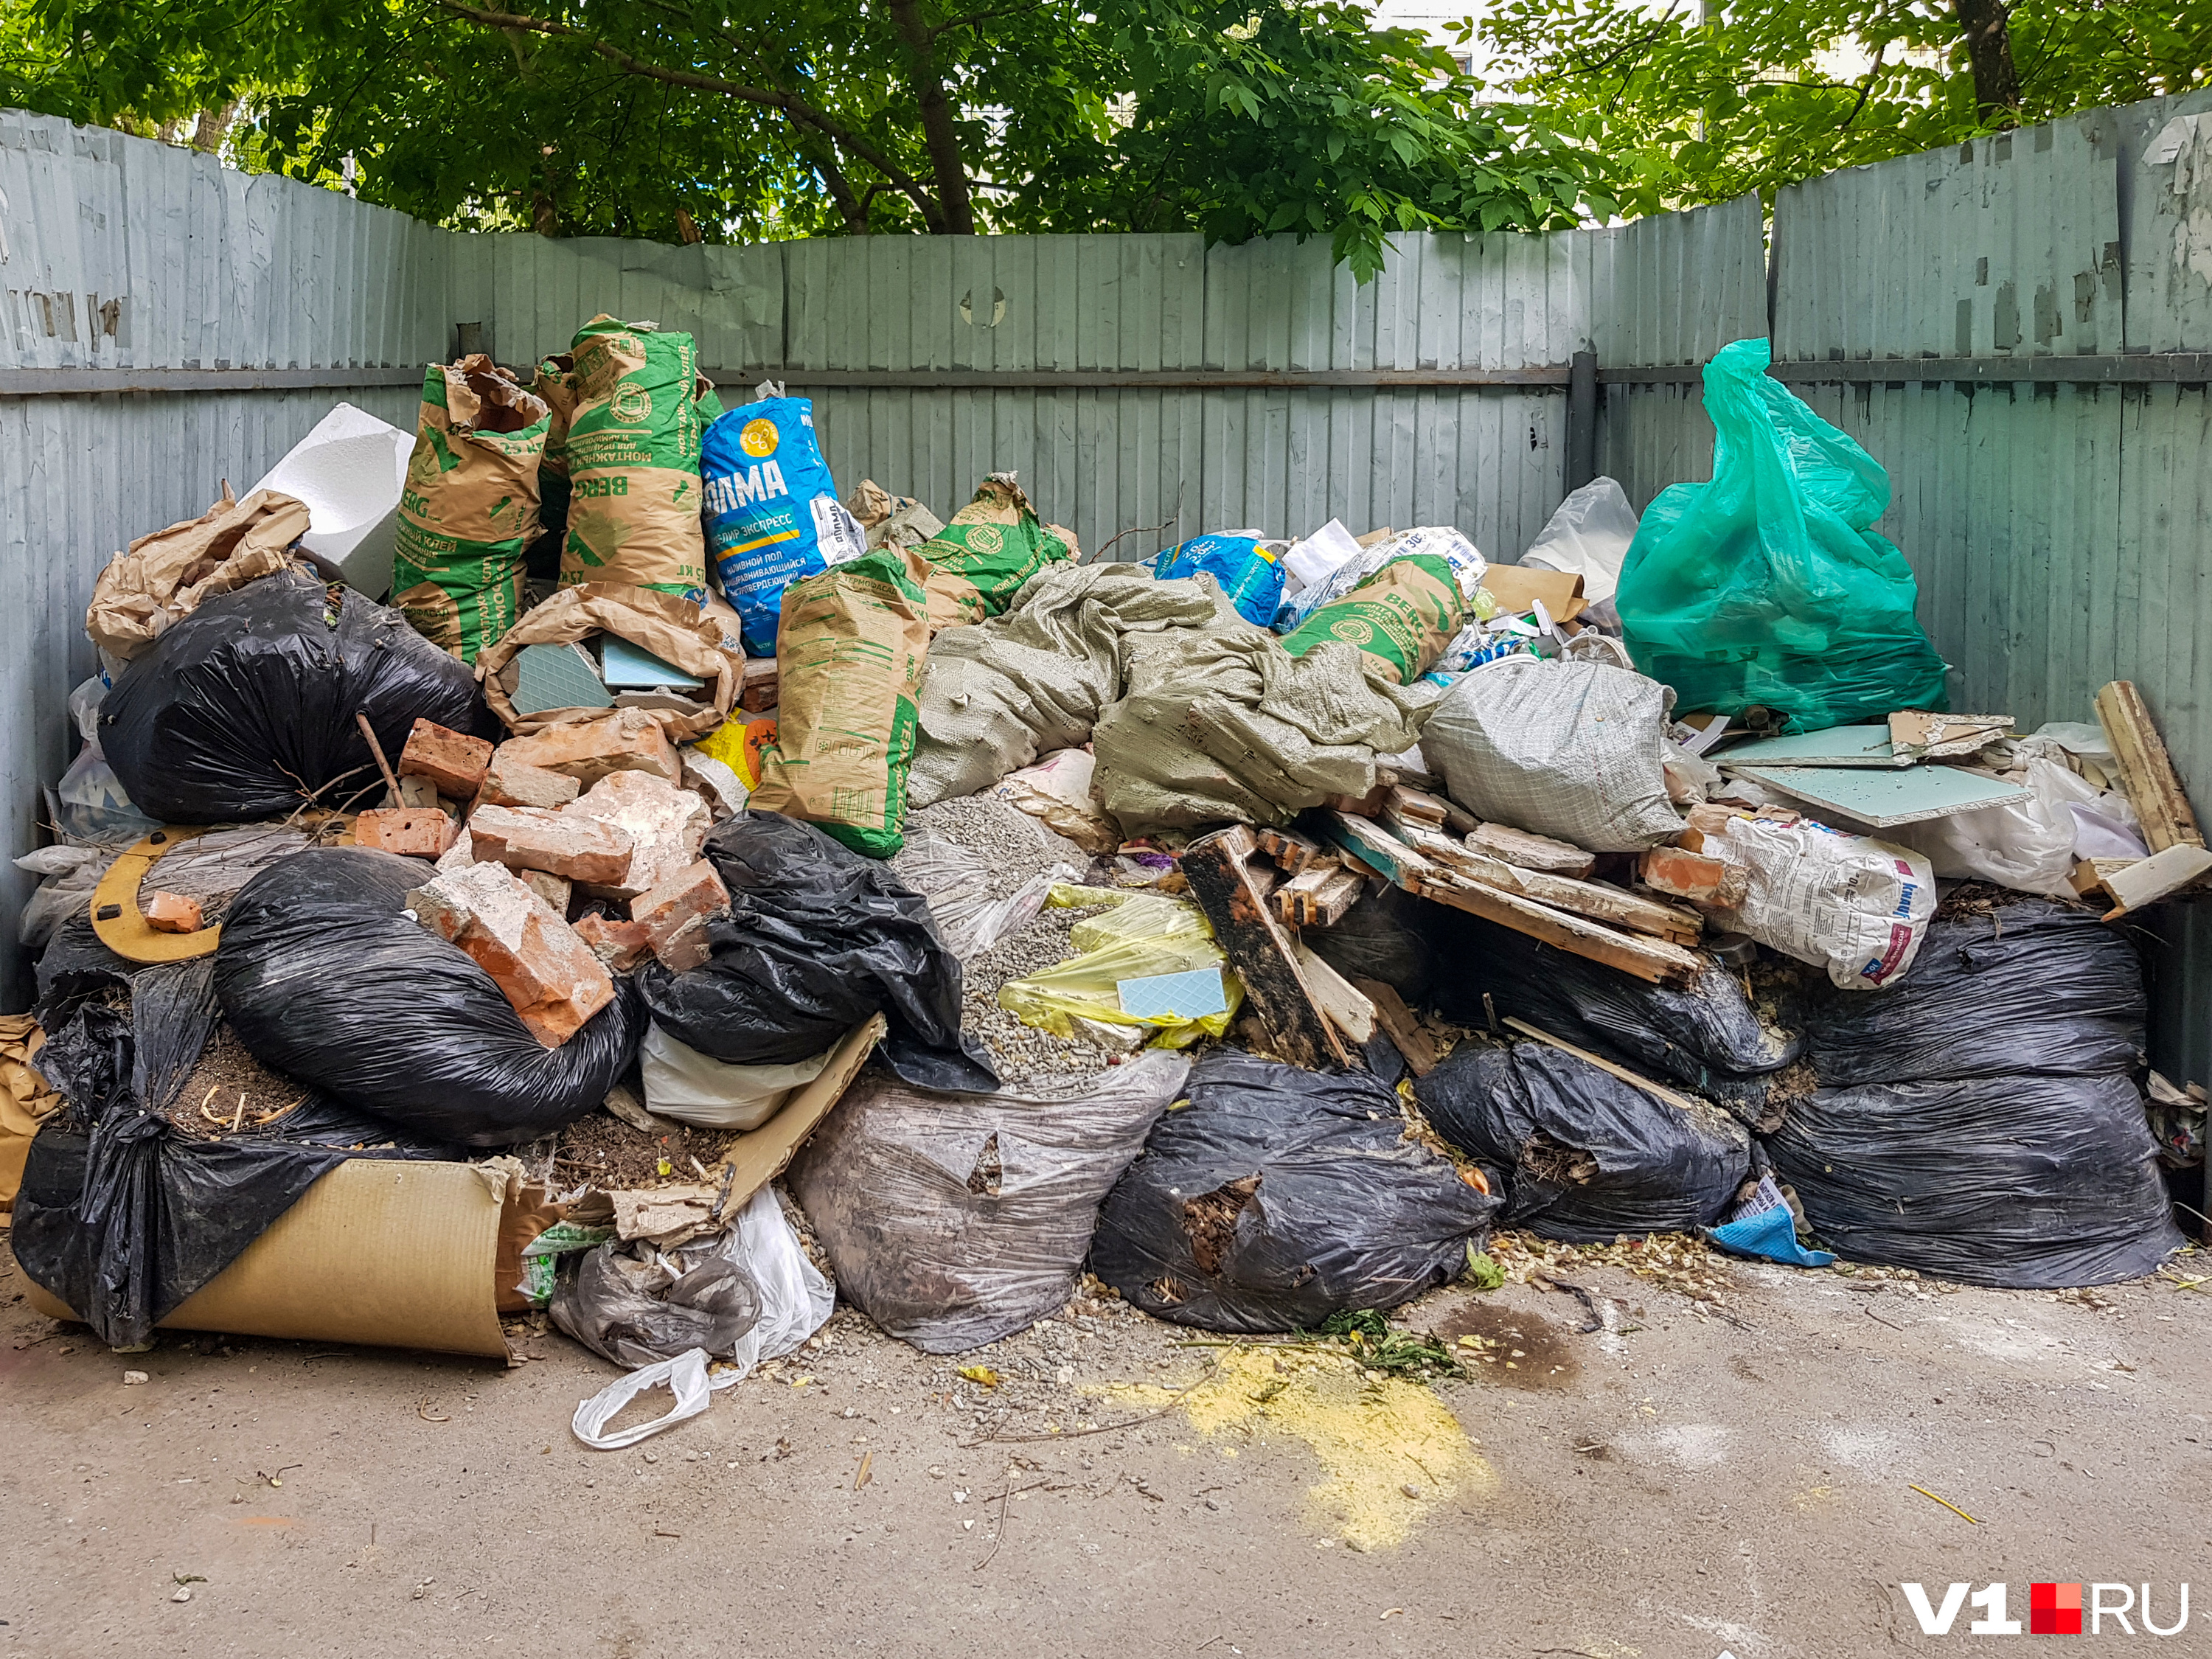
[1615,338,1948,731]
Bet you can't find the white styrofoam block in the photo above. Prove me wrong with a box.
[249,402,414,597]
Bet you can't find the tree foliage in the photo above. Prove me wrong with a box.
[1473,0,2212,214]
[0,0,1618,274]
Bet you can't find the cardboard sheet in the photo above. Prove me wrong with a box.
[27,1160,510,1359]
[721,1014,885,1206]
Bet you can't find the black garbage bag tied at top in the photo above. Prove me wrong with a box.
[11,1000,453,1351]
[1770,900,2182,1288]
[1415,1040,1751,1242]
[215,847,645,1147]
[1090,1049,1498,1334]
[100,568,491,824]
[637,810,997,1093]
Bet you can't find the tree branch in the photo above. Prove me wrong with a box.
[423,0,947,228]
[885,0,976,233]
[928,0,1047,42]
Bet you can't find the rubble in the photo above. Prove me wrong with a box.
[477,749,581,810]
[398,718,495,799]
[353,806,459,858]
[407,860,616,1047]
[466,803,636,887]
[500,708,681,786]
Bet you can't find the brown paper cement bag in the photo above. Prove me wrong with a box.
[748,547,931,858]
[0,1015,63,1214]
[475,583,743,741]
[87,485,310,661]
[915,473,1078,633]
[559,316,707,601]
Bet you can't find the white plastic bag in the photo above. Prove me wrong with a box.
[569,1186,832,1450]
[1885,757,2123,897]
[1423,655,1683,851]
[1518,476,1638,627]
[1701,815,1935,990]
[641,1024,831,1130]
[995,748,1120,856]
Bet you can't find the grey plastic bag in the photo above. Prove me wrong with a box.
[1423,655,1683,851]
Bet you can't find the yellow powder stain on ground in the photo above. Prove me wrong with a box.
[1103,1348,1487,1551]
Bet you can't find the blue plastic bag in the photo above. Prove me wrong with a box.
[1152,534,1285,627]
[702,398,868,655]
[1706,1174,1835,1268]
[1615,338,1948,731]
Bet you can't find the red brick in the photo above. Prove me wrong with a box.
[498,709,679,787]
[739,657,779,713]
[476,748,582,811]
[398,719,494,798]
[1639,844,1746,906]
[407,863,614,1048]
[563,771,712,898]
[355,807,459,858]
[143,890,203,933]
[572,914,653,973]
[630,859,730,972]
[653,911,717,973]
[519,868,573,915]
[467,804,634,886]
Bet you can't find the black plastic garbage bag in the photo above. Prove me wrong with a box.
[1414,1039,1751,1242]
[1766,1075,2183,1287]
[1301,883,1441,1004]
[100,569,490,823]
[1433,908,1802,1130]
[788,1051,1189,1353]
[550,1237,763,1369]
[13,1001,452,1349]
[1090,1049,1496,1333]
[638,811,996,1093]
[215,847,644,1146]
[1772,899,2180,1286]
[1804,901,2143,1087]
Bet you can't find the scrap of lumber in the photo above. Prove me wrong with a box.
[2099,843,2212,919]
[1317,810,1436,885]
[1179,825,1349,1071]
[1383,814,1702,945]
[1244,858,1282,900]
[1256,826,1324,874]
[1276,861,1363,928]
[2096,681,2205,854]
[1292,943,1377,1044]
[1303,867,1366,927]
[1500,1017,1707,1118]
[1410,870,1705,987]
[1353,977,1437,1077]
[1466,821,1595,879]
[1390,783,1476,836]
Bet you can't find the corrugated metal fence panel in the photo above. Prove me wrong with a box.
[0,114,446,1009]
[1587,194,1769,510]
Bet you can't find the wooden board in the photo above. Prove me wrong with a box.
[1180,827,1349,1071]
[1292,943,1377,1044]
[1305,869,1366,927]
[1316,810,1436,886]
[1354,977,1436,1076]
[1385,818,1701,945]
[1410,872,1705,987]
[1501,1017,1708,1117]
[2096,680,2205,854]
[2100,843,2212,919]
[1466,822,1594,878]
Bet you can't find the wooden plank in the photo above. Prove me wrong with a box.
[1257,827,1324,874]
[1353,977,1436,1076]
[2100,843,2212,918]
[2096,680,2205,854]
[1292,944,1377,1044]
[1500,1017,1708,1118]
[1392,784,1475,835]
[1305,869,1365,927]
[1385,785,1447,825]
[1316,810,1436,885]
[1466,822,1595,879]
[1244,859,1282,900]
[1275,861,1341,926]
[1387,817,1701,944]
[1409,872,1705,987]
[1179,827,1349,1071]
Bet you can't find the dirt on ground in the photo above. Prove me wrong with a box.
[2,1229,2208,1658]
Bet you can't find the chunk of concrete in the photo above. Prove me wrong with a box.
[563,771,712,898]
[406,862,614,1048]
[476,748,583,811]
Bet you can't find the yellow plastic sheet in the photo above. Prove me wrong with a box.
[999,886,1242,1048]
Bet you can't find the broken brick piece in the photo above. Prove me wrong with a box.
[572,914,653,973]
[653,910,717,974]
[630,859,731,971]
[498,708,680,788]
[476,748,582,811]
[563,771,713,897]
[739,657,779,713]
[407,863,614,1048]
[143,890,203,933]
[354,807,459,859]
[1638,844,1746,907]
[467,804,635,887]
[398,718,495,799]
[519,868,573,915]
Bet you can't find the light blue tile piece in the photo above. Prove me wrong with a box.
[600,635,703,689]
[1116,967,1229,1020]
[514,641,612,715]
